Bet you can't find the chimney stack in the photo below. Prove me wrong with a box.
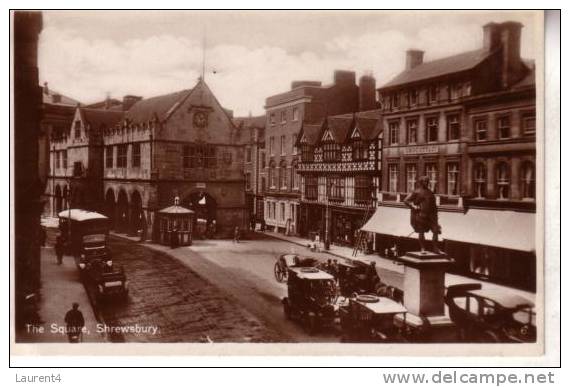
[358,74,377,111]
[483,21,525,88]
[333,70,356,87]
[405,49,424,70]
[483,22,501,51]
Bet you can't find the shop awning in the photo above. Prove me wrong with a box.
[361,206,535,252]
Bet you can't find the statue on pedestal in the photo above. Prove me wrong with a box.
[404,176,443,254]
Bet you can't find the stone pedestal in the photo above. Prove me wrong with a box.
[396,251,455,332]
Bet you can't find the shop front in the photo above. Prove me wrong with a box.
[330,208,367,247]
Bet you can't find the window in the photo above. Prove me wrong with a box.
[429,85,438,103]
[74,120,81,139]
[406,164,417,193]
[292,134,297,154]
[323,142,341,162]
[183,145,192,168]
[280,135,286,155]
[261,152,266,169]
[389,121,399,145]
[117,145,128,168]
[306,176,318,200]
[272,202,276,219]
[497,116,511,139]
[473,163,487,198]
[451,83,460,100]
[409,89,418,106]
[425,163,438,193]
[446,163,459,196]
[426,117,439,142]
[447,114,460,141]
[270,113,276,125]
[464,82,472,96]
[279,161,288,189]
[105,146,113,168]
[522,113,536,135]
[496,162,510,199]
[281,111,287,123]
[327,176,345,201]
[269,161,276,188]
[475,119,488,141]
[245,173,252,190]
[292,161,300,190]
[406,119,418,144]
[132,143,141,167]
[55,150,60,168]
[269,136,275,155]
[388,164,399,193]
[392,93,400,108]
[521,162,535,199]
[246,146,252,163]
[261,177,266,193]
[355,175,372,203]
[301,144,314,162]
[292,108,299,121]
[352,138,368,161]
[62,150,67,169]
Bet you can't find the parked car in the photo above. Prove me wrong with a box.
[445,283,536,343]
[339,294,408,342]
[85,260,129,303]
[337,259,384,297]
[274,254,320,283]
[282,267,337,334]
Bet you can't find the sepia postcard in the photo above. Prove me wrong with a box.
[10,9,552,359]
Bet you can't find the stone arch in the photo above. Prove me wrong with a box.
[116,189,129,233]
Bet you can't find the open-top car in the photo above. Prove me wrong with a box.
[337,259,384,297]
[274,253,320,283]
[339,294,408,342]
[445,283,536,343]
[282,267,337,334]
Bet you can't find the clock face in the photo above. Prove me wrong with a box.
[193,111,208,128]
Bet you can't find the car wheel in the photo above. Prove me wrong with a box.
[274,262,284,282]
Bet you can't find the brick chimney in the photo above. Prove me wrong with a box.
[405,49,424,70]
[499,21,524,88]
[333,70,356,87]
[483,22,502,51]
[358,74,376,111]
[122,95,142,111]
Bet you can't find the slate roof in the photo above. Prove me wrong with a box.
[80,108,124,130]
[233,115,266,128]
[125,89,193,123]
[327,109,383,141]
[380,49,493,89]
[300,123,323,146]
[42,86,80,106]
[512,60,535,89]
[326,116,354,143]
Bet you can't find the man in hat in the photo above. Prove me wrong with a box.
[404,175,443,254]
[64,302,85,343]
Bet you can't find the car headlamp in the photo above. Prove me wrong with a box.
[78,263,86,269]
[106,260,113,267]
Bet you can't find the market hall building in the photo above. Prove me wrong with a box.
[363,21,537,292]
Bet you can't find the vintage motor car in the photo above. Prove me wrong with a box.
[58,209,111,270]
[339,294,408,342]
[282,267,337,334]
[85,260,129,302]
[274,253,320,283]
[445,283,536,343]
[337,259,384,297]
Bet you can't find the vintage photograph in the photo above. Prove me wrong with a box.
[12,10,544,355]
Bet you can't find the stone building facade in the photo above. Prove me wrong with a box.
[263,70,377,235]
[367,21,537,291]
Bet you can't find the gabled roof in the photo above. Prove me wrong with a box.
[328,109,383,141]
[42,85,80,106]
[380,49,493,89]
[125,89,193,123]
[297,123,323,146]
[79,108,124,130]
[326,116,354,143]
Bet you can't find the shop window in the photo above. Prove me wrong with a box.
[425,163,438,193]
[306,176,318,200]
[475,119,488,141]
[446,163,459,196]
[496,162,510,199]
[406,119,418,144]
[388,164,399,193]
[426,117,439,142]
[389,121,399,145]
[117,144,128,168]
[447,114,461,141]
[473,163,487,198]
[497,116,511,139]
[521,162,535,200]
[406,164,417,193]
[132,143,141,167]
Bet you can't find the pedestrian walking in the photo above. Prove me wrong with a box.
[54,234,64,265]
[233,226,241,243]
[64,302,85,343]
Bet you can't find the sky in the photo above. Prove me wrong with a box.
[38,10,541,116]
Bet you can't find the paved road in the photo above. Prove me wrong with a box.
[96,236,289,343]
[102,234,346,342]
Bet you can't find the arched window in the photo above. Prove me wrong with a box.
[279,160,288,189]
[269,161,276,188]
[496,162,510,199]
[473,163,487,198]
[521,162,535,199]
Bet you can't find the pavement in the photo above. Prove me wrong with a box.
[17,230,106,343]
